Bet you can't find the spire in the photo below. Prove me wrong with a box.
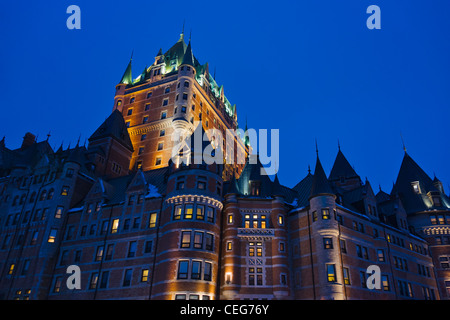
[225,172,240,196]
[329,147,359,181]
[181,39,194,66]
[119,53,133,85]
[400,132,407,153]
[244,117,250,148]
[272,173,284,197]
[315,138,319,157]
[309,154,334,200]
[178,21,185,42]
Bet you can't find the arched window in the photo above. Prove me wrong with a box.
[40,190,47,201]
[29,192,36,203]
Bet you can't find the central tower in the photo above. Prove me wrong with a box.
[112,31,250,180]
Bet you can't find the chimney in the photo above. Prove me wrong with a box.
[21,132,36,149]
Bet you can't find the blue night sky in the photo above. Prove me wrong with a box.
[1,0,449,193]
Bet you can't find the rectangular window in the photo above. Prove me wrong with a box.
[53,277,62,293]
[55,206,63,219]
[48,229,57,243]
[95,246,104,261]
[127,241,137,258]
[178,260,189,279]
[89,273,99,289]
[111,219,119,233]
[141,269,149,282]
[194,232,203,249]
[155,157,162,166]
[191,261,201,279]
[206,207,214,223]
[173,205,182,220]
[99,271,109,289]
[105,244,114,260]
[323,237,333,249]
[196,205,205,220]
[377,249,385,262]
[149,213,157,228]
[184,205,193,219]
[343,267,350,285]
[123,269,132,287]
[327,264,336,282]
[322,209,330,220]
[340,239,347,253]
[204,262,212,281]
[157,143,164,151]
[181,231,191,248]
[205,233,213,251]
[144,240,152,253]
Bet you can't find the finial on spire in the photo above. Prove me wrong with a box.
[338,139,341,151]
[46,131,51,141]
[400,132,406,153]
[315,139,318,156]
[308,164,311,174]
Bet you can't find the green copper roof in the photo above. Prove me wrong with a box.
[119,59,133,85]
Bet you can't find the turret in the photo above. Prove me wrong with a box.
[172,39,196,138]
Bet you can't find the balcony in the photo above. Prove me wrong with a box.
[237,228,275,241]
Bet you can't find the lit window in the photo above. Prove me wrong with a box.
[323,237,333,249]
[327,264,336,282]
[196,205,205,220]
[181,231,191,248]
[61,186,69,196]
[141,269,149,282]
[343,267,350,285]
[412,182,421,194]
[48,229,57,243]
[52,208,62,220]
[111,219,119,233]
[149,213,157,228]
[184,205,193,219]
[173,205,182,220]
[322,209,330,220]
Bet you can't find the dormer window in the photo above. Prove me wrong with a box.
[412,182,421,194]
[250,181,261,196]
